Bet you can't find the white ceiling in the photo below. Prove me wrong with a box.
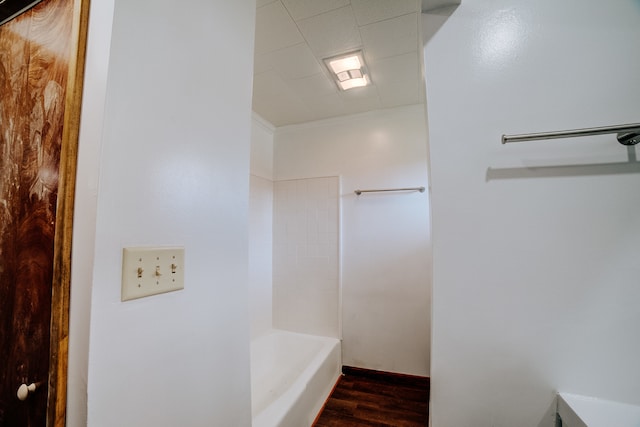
[251,0,425,127]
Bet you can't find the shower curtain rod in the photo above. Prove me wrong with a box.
[354,187,425,196]
[502,122,640,146]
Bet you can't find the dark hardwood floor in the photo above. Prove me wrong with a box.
[313,366,430,427]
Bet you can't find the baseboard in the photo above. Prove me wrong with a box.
[342,365,430,388]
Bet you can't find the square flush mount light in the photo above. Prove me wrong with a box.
[324,51,370,91]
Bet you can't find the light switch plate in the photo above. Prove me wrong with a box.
[121,246,185,301]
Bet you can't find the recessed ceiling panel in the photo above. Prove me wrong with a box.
[254,1,304,54]
[290,75,347,121]
[281,0,350,21]
[253,51,274,75]
[288,73,338,100]
[256,0,278,7]
[360,13,418,61]
[305,94,348,122]
[297,6,361,58]
[351,0,419,26]
[421,0,461,12]
[251,0,425,127]
[340,85,382,114]
[252,71,312,126]
[370,53,423,107]
[270,43,324,80]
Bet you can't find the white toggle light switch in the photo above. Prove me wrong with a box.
[121,246,185,301]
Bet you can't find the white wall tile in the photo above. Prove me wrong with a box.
[249,175,274,340]
[273,177,340,338]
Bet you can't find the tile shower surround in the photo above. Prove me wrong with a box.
[272,177,340,338]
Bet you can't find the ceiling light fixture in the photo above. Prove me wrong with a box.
[324,51,370,91]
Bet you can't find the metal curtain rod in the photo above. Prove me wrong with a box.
[502,122,640,146]
[354,187,425,196]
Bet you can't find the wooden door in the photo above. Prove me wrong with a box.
[0,0,88,425]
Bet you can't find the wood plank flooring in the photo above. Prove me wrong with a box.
[313,366,430,426]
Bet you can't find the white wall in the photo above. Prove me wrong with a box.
[250,114,274,181]
[249,115,274,339]
[423,1,640,426]
[78,1,256,425]
[274,105,431,376]
[67,1,114,425]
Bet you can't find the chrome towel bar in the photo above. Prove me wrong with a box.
[354,187,425,196]
[502,123,640,146]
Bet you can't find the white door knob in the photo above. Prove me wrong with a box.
[17,383,37,401]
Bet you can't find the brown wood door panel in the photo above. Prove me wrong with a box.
[0,0,88,425]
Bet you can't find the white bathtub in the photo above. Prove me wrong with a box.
[558,393,640,426]
[250,329,341,427]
